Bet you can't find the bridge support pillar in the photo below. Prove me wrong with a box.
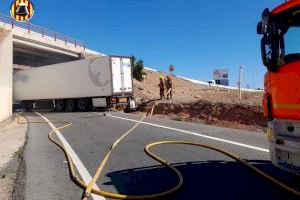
[0,29,13,121]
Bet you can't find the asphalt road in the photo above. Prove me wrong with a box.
[22,111,300,200]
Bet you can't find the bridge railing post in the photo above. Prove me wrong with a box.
[27,22,30,34]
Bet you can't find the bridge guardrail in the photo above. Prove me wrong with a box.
[0,13,85,49]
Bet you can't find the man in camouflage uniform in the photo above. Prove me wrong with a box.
[158,76,165,100]
[165,75,173,99]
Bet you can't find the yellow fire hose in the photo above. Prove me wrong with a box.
[16,105,300,199]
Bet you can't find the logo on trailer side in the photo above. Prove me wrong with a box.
[89,58,110,89]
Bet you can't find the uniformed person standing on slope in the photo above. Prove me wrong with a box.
[158,76,165,100]
[165,75,173,100]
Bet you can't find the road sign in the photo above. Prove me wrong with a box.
[213,69,228,80]
[169,65,174,72]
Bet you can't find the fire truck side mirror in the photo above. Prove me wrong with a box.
[257,21,263,34]
[261,8,270,34]
[261,36,271,67]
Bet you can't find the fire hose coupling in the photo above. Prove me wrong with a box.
[82,191,92,200]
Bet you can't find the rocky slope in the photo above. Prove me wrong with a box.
[133,69,266,131]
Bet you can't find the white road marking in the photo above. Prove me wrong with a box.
[35,112,106,200]
[96,113,269,153]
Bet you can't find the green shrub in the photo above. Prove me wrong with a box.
[131,56,145,82]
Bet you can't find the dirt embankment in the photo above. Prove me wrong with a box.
[134,69,266,131]
[139,100,267,131]
[134,69,263,105]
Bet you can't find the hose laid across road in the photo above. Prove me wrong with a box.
[16,106,300,199]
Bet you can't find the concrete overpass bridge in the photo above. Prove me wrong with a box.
[0,13,103,121]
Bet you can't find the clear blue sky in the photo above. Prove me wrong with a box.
[1,0,285,88]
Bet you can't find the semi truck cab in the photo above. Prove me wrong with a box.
[257,0,300,175]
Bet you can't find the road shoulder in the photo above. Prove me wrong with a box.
[0,114,28,200]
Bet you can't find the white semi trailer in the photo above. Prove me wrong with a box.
[13,55,136,112]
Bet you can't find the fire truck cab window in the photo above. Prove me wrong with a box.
[283,26,300,64]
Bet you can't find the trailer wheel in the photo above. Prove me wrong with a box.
[55,99,65,112]
[65,99,76,112]
[21,101,33,112]
[77,98,89,112]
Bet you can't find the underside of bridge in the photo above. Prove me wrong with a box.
[13,43,80,67]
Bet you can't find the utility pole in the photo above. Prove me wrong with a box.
[238,65,243,100]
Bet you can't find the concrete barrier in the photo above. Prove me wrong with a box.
[0,30,12,121]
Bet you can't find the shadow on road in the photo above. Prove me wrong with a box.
[104,160,300,200]
[79,115,106,119]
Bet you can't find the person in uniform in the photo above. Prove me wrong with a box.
[158,76,165,100]
[165,75,173,99]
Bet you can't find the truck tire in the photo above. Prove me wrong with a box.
[77,98,90,112]
[65,99,76,112]
[21,101,33,112]
[55,99,65,112]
